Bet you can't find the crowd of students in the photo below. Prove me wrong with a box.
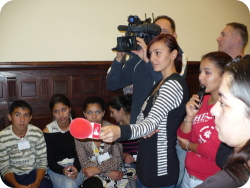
[0,94,137,188]
[0,14,250,188]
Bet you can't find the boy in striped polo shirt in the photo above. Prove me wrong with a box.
[0,100,53,188]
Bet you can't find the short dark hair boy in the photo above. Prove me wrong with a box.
[0,100,53,188]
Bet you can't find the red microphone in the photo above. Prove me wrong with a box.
[69,118,101,139]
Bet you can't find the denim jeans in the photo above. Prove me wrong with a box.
[47,162,83,188]
[175,142,187,188]
[181,169,203,188]
[137,178,175,188]
[125,178,138,188]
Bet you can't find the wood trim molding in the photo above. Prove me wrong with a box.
[0,61,200,130]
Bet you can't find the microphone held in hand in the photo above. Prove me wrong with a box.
[69,118,101,139]
[195,85,206,110]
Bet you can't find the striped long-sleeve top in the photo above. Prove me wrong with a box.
[118,73,189,187]
[0,124,47,177]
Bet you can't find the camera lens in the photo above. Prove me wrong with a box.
[121,37,136,51]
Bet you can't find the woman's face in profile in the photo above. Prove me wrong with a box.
[108,106,124,124]
[211,73,250,149]
[149,41,175,73]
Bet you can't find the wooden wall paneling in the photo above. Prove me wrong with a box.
[0,112,8,131]
[30,108,52,130]
[71,76,83,118]
[41,77,49,99]
[185,62,200,97]
[0,78,8,129]
[72,76,81,99]
[82,75,100,97]
[0,81,3,99]
[16,76,40,101]
[7,77,17,102]
[100,74,109,97]
[49,76,72,98]
[0,61,200,131]
[0,78,8,106]
[71,106,84,120]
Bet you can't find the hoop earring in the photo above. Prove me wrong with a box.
[53,117,55,121]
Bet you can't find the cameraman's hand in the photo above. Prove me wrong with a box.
[115,52,125,62]
[131,37,149,63]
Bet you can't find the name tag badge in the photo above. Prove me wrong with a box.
[18,141,30,150]
[97,152,111,164]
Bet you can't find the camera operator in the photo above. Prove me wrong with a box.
[106,15,187,188]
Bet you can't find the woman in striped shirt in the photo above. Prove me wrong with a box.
[101,34,189,188]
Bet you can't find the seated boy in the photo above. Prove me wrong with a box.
[0,100,53,188]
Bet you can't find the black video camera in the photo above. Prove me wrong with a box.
[112,15,161,52]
